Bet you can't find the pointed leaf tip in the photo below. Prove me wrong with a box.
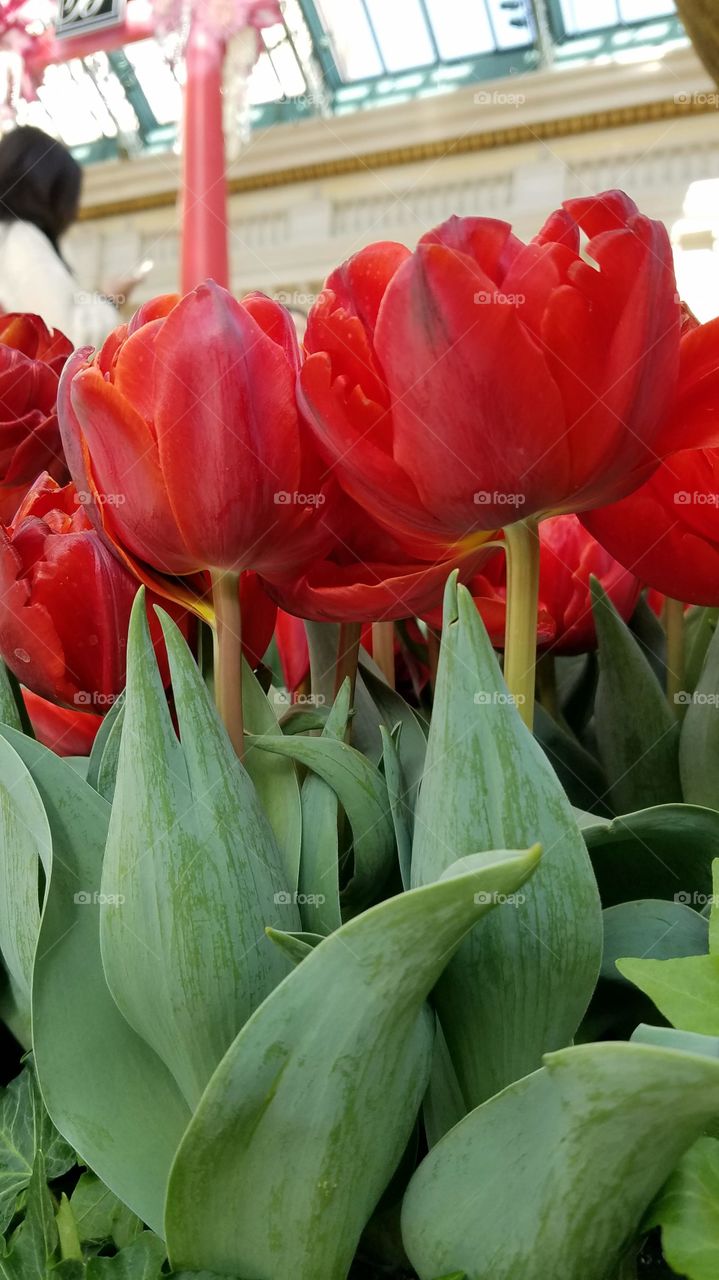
[442,570,460,628]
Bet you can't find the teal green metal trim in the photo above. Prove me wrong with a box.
[296,0,344,90]
[73,7,687,167]
[107,49,158,141]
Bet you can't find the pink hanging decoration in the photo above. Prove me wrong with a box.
[152,0,281,51]
[0,0,53,123]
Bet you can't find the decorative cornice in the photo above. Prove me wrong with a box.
[77,93,717,222]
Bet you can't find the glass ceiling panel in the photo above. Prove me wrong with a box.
[1,0,687,162]
[486,0,535,48]
[363,0,436,72]
[423,0,497,59]
[35,60,116,145]
[315,0,533,81]
[124,38,182,125]
[619,0,675,20]
[260,22,307,98]
[313,0,385,80]
[559,0,675,35]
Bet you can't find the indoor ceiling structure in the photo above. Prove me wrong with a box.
[14,0,685,163]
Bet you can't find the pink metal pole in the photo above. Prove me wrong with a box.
[180,20,230,293]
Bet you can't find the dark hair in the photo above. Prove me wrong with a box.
[0,126,82,254]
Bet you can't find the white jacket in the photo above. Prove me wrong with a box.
[0,219,118,348]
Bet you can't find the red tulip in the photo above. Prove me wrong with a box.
[582,310,719,605]
[0,312,72,523]
[22,689,103,756]
[421,516,639,655]
[0,473,194,710]
[262,492,490,623]
[0,474,140,707]
[237,571,277,667]
[58,284,335,583]
[536,515,641,654]
[274,609,310,693]
[300,191,719,546]
[0,474,275,712]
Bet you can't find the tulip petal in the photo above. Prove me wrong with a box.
[241,292,302,372]
[540,212,680,508]
[70,366,198,575]
[127,294,180,333]
[263,540,489,623]
[376,241,569,530]
[419,215,522,284]
[304,291,390,409]
[584,449,719,606]
[153,282,328,573]
[112,319,166,423]
[29,534,135,701]
[655,316,719,454]
[300,353,460,553]
[0,527,70,703]
[22,689,103,756]
[325,242,410,336]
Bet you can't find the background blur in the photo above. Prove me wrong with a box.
[8,1,719,324]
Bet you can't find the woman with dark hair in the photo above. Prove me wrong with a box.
[0,125,121,345]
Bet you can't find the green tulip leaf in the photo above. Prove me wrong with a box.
[629,593,668,686]
[164,845,541,1280]
[86,692,125,795]
[0,737,51,1045]
[295,679,350,934]
[681,617,719,806]
[647,1136,719,1280]
[0,724,191,1234]
[358,656,427,825]
[277,705,328,733]
[411,575,601,1109]
[401,1039,719,1280]
[684,607,719,696]
[302,620,341,709]
[100,599,299,1111]
[380,724,412,890]
[710,860,719,955]
[94,703,125,803]
[582,803,719,907]
[0,661,29,735]
[601,899,709,983]
[250,726,396,910]
[242,657,302,890]
[533,702,612,817]
[423,1024,466,1150]
[591,578,681,812]
[265,927,323,965]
